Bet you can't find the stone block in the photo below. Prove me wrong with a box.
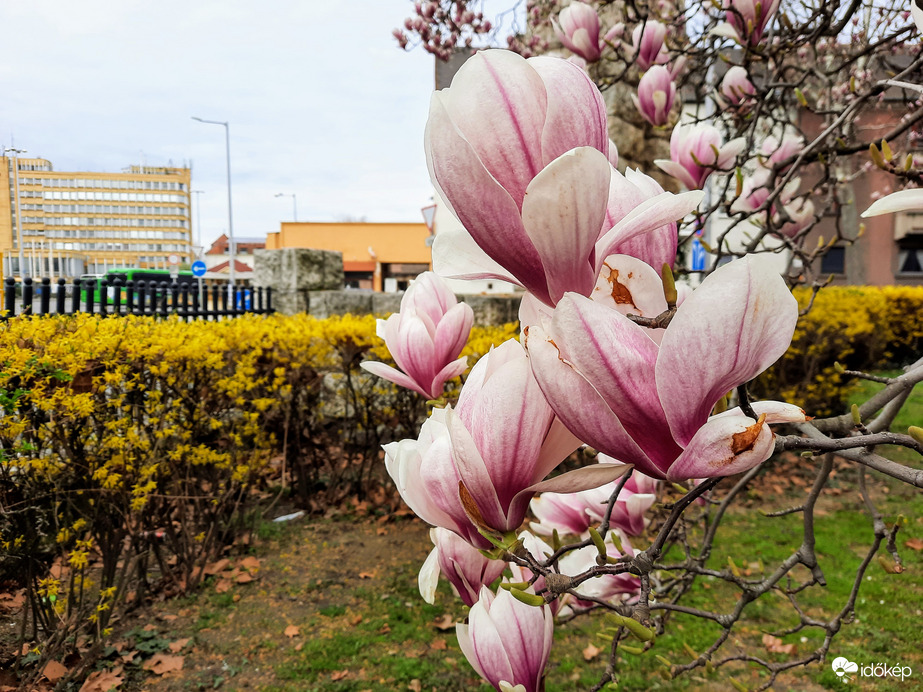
[308,290,374,319]
[253,248,343,291]
[458,294,522,325]
[371,292,403,316]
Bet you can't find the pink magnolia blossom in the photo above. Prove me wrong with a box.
[525,255,808,481]
[386,339,629,549]
[714,0,782,45]
[553,1,604,62]
[759,134,804,172]
[557,540,641,610]
[530,461,659,538]
[720,66,757,105]
[914,3,923,34]
[632,65,676,126]
[654,123,746,190]
[361,272,473,399]
[774,196,815,238]
[630,21,670,71]
[428,50,702,307]
[419,527,506,607]
[457,586,554,692]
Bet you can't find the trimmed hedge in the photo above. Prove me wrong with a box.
[0,312,513,680]
[753,285,923,416]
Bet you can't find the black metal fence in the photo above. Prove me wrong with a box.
[1,277,273,320]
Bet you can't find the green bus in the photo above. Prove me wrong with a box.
[79,268,197,304]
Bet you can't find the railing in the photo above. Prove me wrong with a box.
[1,277,273,319]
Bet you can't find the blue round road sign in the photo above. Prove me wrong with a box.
[192,260,207,277]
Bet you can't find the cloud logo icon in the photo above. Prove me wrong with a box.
[832,657,859,678]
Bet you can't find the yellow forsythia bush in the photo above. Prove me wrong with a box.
[0,310,518,669]
[753,285,923,416]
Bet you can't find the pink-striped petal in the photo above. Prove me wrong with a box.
[522,147,611,304]
[656,255,798,447]
[666,412,775,481]
[525,320,667,478]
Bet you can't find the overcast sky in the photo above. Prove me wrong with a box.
[0,1,437,249]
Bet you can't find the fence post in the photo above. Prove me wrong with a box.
[100,278,109,315]
[266,287,273,313]
[72,278,81,314]
[180,282,190,320]
[4,277,15,317]
[56,278,66,314]
[126,281,135,314]
[40,278,51,315]
[159,282,170,317]
[85,279,95,314]
[22,278,33,316]
[111,278,123,315]
[211,284,220,320]
[136,281,147,315]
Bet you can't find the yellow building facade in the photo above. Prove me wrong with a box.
[0,156,191,278]
[266,221,432,291]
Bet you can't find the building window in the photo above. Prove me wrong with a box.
[820,246,845,275]
[897,234,923,274]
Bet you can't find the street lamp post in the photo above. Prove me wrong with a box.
[190,189,205,251]
[274,192,297,221]
[191,117,236,301]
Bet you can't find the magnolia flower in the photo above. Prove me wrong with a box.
[862,188,923,217]
[457,587,554,692]
[387,339,628,549]
[654,123,746,190]
[428,49,702,306]
[553,1,604,62]
[530,466,658,538]
[630,21,670,71]
[714,0,781,45]
[774,197,815,238]
[361,272,473,399]
[759,134,804,172]
[557,541,641,610]
[914,2,923,34]
[633,65,676,126]
[418,527,506,607]
[526,255,808,481]
[720,66,757,105]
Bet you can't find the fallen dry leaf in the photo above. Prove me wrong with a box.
[239,556,260,571]
[905,538,923,551]
[330,670,349,681]
[203,558,230,575]
[376,528,388,536]
[142,624,158,632]
[294,641,304,651]
[168,638,191,653]
[358,571,376,579]
[430,639,447,651]
[158,614,178,622]
[235,572,253,584]
[284,625,300,638]
[583,644,602,661]
[79,669,123,692]
[214,578,232,593]
[349,614,363,626]
[42,661,68,683]
[142,653,184,675]
[433,614,455,631]
[0,590,25,610]
[762,634,795,655]
[407,680,422,692]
